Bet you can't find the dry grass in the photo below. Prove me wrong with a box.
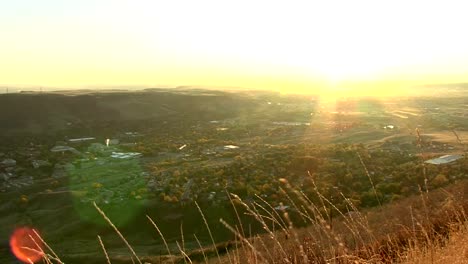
[400,222,468,264]
[17,180,468,264]
[198,181,468,264]
[424,131,468,146]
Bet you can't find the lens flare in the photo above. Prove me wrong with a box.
[10,227,44,263]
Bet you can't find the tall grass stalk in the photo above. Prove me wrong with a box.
[32,228,63,263]
[219,218,266,263]
[176,241,193,264]
[180,221,186,255]
[146,215,175,264]
[227,190,247,238]
[230,193,289,260]
[357,152,382,207]
[254,193,289,231]
[193,233,209,264]
[93,201,142,264]
[97,235,112,264]
[195,200,221,263]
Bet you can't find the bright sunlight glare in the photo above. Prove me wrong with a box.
[1,0,468,95]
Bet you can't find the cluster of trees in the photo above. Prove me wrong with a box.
[144,142,467,214]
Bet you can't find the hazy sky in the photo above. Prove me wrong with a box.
[2,0,468,94]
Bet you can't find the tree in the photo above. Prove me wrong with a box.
[432,174,448,188]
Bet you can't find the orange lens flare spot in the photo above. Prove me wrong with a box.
[9,227,44,263]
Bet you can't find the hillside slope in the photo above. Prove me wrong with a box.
[0,89,260,135]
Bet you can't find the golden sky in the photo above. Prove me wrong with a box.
[1,0,468,95]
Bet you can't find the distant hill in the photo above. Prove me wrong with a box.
[413,83,468,96]
[0,89,260,135]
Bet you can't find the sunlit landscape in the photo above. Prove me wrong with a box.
[1,1,467,263]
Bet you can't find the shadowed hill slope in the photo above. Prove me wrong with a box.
[0,89,260,135]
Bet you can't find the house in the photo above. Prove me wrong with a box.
[0,159,16,167]
[274,205,290,211]
[425,154,463,165]
[50,146,80,155]
[68,137,95,143]
[223,145,239,150]
[110,152,142,159]
[32,160,51,169]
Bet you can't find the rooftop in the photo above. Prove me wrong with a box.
[425,154,463,165]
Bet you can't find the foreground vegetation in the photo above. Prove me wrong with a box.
[24,179,468,263]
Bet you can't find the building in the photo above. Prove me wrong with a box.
[425,154,463,165]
